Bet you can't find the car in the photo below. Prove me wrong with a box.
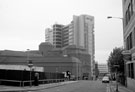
[102,76,109,83]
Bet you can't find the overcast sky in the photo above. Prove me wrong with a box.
[0,0,123,64]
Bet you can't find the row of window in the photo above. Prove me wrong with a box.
[63,43,69,47]
[56,45,62,48]
[53,24,64,28]
[53,35,61,38]
[53,31,61,34]
[127,63,134,79]
[126,27,135,50]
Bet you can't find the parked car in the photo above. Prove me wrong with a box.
[102,76,109,83]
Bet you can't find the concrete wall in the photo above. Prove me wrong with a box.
[0,55,82,79]
[127,77,135,91]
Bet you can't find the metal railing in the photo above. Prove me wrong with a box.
[0,79,65,87]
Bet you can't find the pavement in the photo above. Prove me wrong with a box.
[109,81,134,92]
[0,81,77,92]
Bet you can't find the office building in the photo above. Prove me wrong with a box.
[45,14,95,79]
[52,24,64,48]
[72,15,95,78]
[45,28,53,44]
[98,64,108,76]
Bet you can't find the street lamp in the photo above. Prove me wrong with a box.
[27,49,33,87]
[28,60,33,87]
[107,16,123,20]
[114,65,120,92]
[107,16,123,91]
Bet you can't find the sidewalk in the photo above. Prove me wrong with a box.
[109,81,134,92]
[0,81,77,92]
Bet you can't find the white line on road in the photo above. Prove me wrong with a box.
[106,84,110,92]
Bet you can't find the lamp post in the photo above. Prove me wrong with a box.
[28,60,33,87]
[114,65,119,92]
[27,49,33,87]
[107,16,124,91]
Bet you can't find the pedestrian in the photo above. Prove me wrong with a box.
[34,72,39,86]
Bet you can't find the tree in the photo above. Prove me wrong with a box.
[107,47,124,74]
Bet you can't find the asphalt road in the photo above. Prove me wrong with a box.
[29,80,108,92]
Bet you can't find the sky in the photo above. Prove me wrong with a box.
[0,0,123,64]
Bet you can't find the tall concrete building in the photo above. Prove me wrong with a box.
[72,15,95,78]
[45,28,53,45]
[45,14,95,78]
[45,24,64,48]
[122,0,135,91]
[61,24,72,47]
[52,24,64,48]
[98,64,108,76]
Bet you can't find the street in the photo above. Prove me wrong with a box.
[28,80,108,92]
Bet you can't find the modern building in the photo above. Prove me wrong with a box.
[122,0,135,91]
[98,64,108,76]
[62,24,73,47]
[45,24,64,48]
[45,28,53,44]
[45,14,95,78]
[52,24,64,48]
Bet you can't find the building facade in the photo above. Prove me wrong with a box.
[45,14,95,78]
[45,28,53,44]
[98,64,108,77]
[0,43,82,80]
[52,24,64,48]
[122,0,135,91]
[72,15,95,78]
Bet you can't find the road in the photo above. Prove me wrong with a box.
[29,80,109,92]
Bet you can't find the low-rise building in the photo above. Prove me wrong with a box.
[0,42,91,80]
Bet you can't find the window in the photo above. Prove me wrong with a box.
[126,32,133,50]
[125,1,134,26]
[131,63,134,78]
[130,0,133,15]
[134,28,135,46]
[128,64,131,77]
[56,42,61,44]
[127,63,134,79]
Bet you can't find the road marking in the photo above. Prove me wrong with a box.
[106,84,110,92]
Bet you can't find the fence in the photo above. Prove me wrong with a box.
[0,69,65,86]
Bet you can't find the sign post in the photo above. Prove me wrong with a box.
[28,60,33,87]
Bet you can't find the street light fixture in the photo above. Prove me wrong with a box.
[107,16,113,19]
[107,16,123,20]
[107,16,125,91]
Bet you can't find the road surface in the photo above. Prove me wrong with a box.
[29,80,108,92]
